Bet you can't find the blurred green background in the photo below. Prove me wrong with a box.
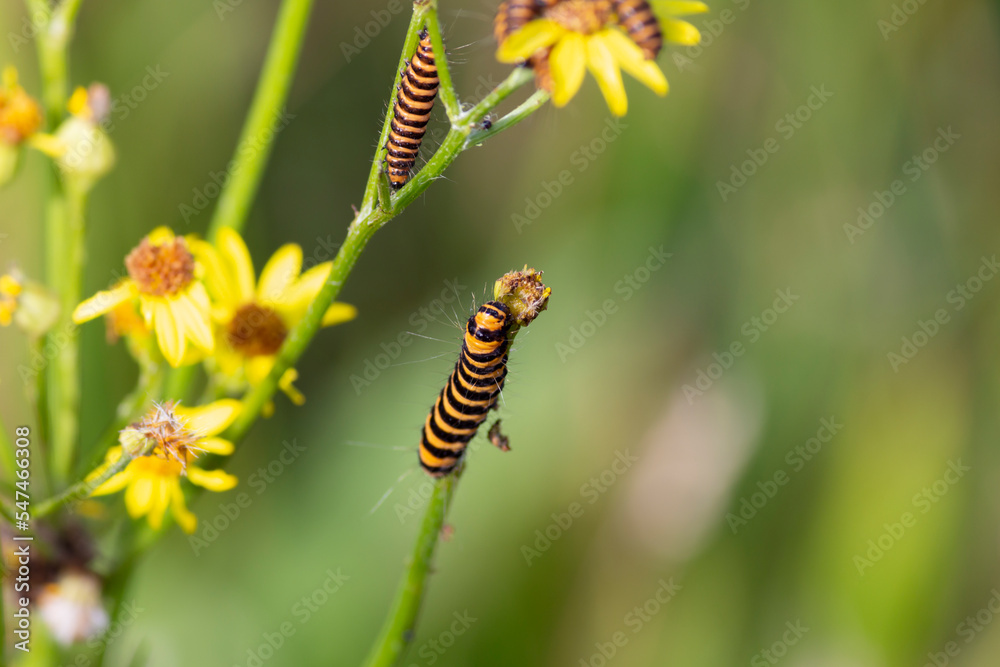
[3,0,1000,665]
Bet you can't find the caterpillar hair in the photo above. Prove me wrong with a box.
[386,29,440,190]
[611,0,663,59]
[418,301,513,476]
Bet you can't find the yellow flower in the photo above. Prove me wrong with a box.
[496,0,708,116]
[190,228,356,407]
[72,227,215,367]
[29,84,115,191]
[0,66,43,186]
[0,272,22,326]
[89,400,241,533]
[0,66,42,145]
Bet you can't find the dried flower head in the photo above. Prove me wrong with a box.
[494,266,552,327]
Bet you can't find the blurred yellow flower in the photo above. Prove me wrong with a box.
[89,400,240,533]
[496,0,708,116]
[29,84,115,190]
[72,227,214,367]
[0,272,22,326]
[0,66,43,186]
[190,228,356,407]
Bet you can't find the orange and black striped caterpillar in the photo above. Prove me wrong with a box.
[385,29,440,190]
[611,0,663,59]
[418,301,512,476]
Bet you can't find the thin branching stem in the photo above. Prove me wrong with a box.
[361,474,460,667]
[424,6,460,121]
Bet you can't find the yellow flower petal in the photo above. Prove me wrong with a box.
[603,29,669,96]
[496,19,565,63]
[550,33,587,107]
[152,298,187,367]
[146,479,172,530]
[321,302,358,327]
[147,227,175,244]
[169,292,214,354]
[72,281,136,323]
[663,18,702,46]
[246,355,276,385]
[91,470,130,496]
[218,228,255,303]
[258,244,303,305]
[125,476,154,518]
[656,1,709,16]
[187,467,238,492]
[171,484,197,533]
[278,262,332,317]
[199,437,235,455]
[279,368,306,406]
[189,239,239,308]
[586,34,628,117]
[175,399,242,437]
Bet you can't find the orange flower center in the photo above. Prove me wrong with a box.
[227,303,287,357]
[0,87,42,145]
[546,0,613,34]
[125,238,195,296]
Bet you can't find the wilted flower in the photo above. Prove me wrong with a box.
[190,228,356,408]
[73,227,215,367]
[89,400,240,533]
[31,84,115,191]
[0,269,60,337]
[37,570,110,646]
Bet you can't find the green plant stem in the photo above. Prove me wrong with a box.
[204,0,314,241]
[0,411,15,487]
[362,474,460,667]
[424,7,459,121]
[29,0,87,490]
[465,87,550,147]
[48,185,87,486]
[35,436,155,518]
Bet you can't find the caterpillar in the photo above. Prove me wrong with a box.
[493,0,553,45]
[611,0,663,59]
[418,301,513,476]
[386,29,439,190]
